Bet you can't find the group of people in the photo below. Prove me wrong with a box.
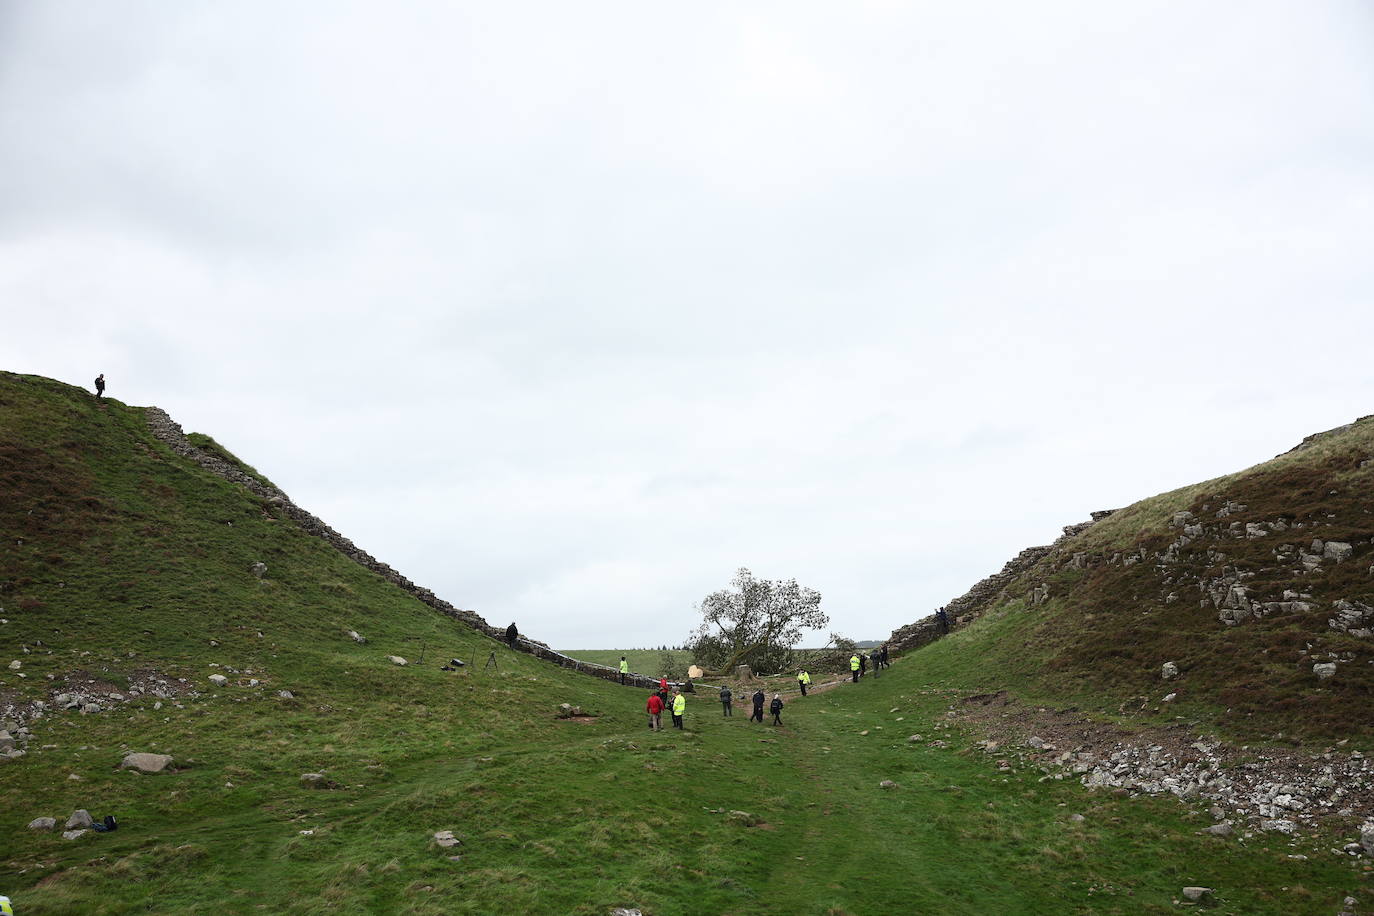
[645,677,688,730]
[847,644,890,683]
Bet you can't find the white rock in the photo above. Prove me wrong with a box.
[433,829,461,848]
[388,656,408,666]
[62,829,88,840]
[1313,663,1337,681]
[65,809,93,830]
[1181,887,1213,902]
[28,816,56,831]
[1324,541,1354,563]
[1161,661,1179,679]
[121,752,174,773]
[879,779,898,789]
[8,660,20,670]
[208,674,228,687]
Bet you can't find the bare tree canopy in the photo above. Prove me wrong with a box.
[688,568,827,675]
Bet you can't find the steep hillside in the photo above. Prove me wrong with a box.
[3,371,1370,915]
[890,416,1374,741]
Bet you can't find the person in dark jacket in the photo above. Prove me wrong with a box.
[859,653,868,676]
[505,623,519,647]
[719,686,733,716]
[936,607,950,633]
[94,374,105,398]
[750,689,765,722]
[769,694,784,726]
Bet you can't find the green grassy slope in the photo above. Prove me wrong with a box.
[913,418,1374,744]
[1,372,1368,914]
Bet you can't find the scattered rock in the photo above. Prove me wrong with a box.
[28,816,56,831]
[208,674,228,687]
[348,630,367,644]
[880,780,898,789]
[1261,818,1297,834]
[62,829,89,840]
[65,809,93,830]
[278,690,294,699]
[556,703,585,719]
[250,562,267,578]
[1181,887,1213,902]
[120,752,174,774]
[610,909,644,916]
[433,830,461,848]
[1324,542,1354,563]
[907,734,923,743]
[726,810,761,826]
[1313,662,1337,681]
[8,660,20,670]
[1161,661,1179,680]
[1198,823,1232,837]
[301,773,338,789]
[1069,813,1085,822]
[387,656,408,667]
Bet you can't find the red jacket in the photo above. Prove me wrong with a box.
[647,695,664,714]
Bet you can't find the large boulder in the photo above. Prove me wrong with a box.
[1313,662,1337,681]
[1324,542,1354,563]
[65,809,93,830]
[387,656,408,666]
[1161,661,1179,680]
[121,752,174,773]
[687,665,704,679]
[28,816,56,831]
[208,674,228,687]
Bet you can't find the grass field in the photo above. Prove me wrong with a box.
[1,371,1370,914]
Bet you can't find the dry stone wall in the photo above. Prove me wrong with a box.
[887,510,1117,655]
[143,407,666,692]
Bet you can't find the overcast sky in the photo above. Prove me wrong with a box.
[3,2,1372,649]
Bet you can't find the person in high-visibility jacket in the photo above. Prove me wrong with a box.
[671,689,686,729]
[0,894,13,916]
[619,656,629,685]
[849,654,861,683]
[797,670,811,696]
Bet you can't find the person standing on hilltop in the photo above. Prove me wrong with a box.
[770,693,784,726]
[797,669,811,696]
[646,690,664,731]
[750,688,765,722]
[505,623,518,648]
[671,688,686,729]
[849,653,861,683]
[619,656,629,685]
[719,685,733,716]
[94,373,105,398]
[936,607,950,633]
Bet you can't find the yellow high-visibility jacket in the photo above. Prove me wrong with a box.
[849,655,860,671]
[619,659,629,673]
[798,671,811,685]
[672,694,686,715]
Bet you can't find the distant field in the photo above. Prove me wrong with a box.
[561,648,692,676]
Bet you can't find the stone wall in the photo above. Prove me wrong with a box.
[887,510,1117,655]
[143,406,675,692]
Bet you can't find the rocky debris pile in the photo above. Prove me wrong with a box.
[958,696,1374,845]
[0,722,30,762]
[1330,600,1374,638]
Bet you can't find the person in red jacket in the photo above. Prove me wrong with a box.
[646,692,664,731]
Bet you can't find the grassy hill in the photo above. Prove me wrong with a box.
[1,371,1370,914]
[892,416,1374,744]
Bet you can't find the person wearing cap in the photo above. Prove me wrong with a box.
[750,688,765,722]
[769,693,784,726]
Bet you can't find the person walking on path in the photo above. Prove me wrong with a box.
[770,694,784,726]
[850,653,861,683]
[719,685,733,716]
[671,689,686,729]
[797,670,811,696]
[94,374,105,398]
[646,691,664,731]
[880,644,890,668]
[859,653,868,677]
[619,656,629,685]
[750,688,765,722]
[505,623,518,648]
